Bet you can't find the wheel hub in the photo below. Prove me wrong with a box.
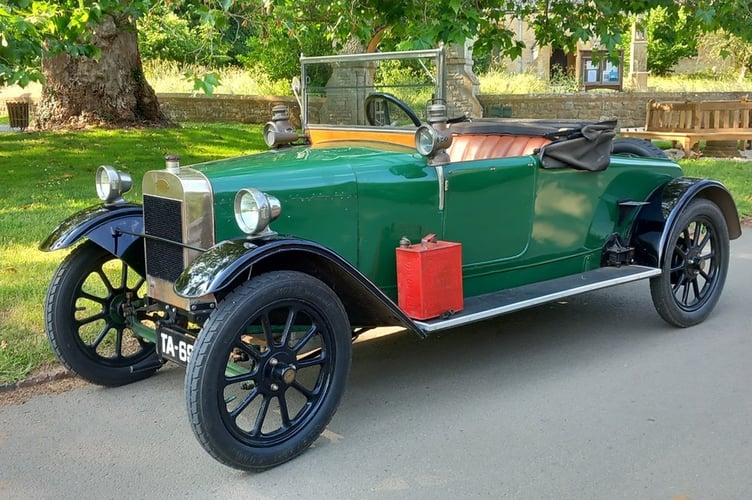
[107,291,129,326]
[685,249,705,278]
[265,355,297,390]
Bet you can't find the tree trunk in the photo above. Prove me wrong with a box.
[35,14,171,129]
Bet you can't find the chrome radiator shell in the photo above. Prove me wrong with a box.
[142,168,215,309]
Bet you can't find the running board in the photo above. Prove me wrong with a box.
[415,265,661,333]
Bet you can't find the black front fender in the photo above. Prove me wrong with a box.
[39,203,144,258]
[632,177,741,267]
[175,237,423,337]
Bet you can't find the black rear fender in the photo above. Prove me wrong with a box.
[631,177,741,267]
[174,238,423,337]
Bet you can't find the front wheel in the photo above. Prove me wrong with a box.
[650,199,730,327]
[45,241,160,386]
[185,271,352,471]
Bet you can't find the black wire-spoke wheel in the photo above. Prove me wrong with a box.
[45,241,159,386]
[186,271,352,471]
[650,199,730,327]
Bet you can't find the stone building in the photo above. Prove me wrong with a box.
[497,18,645,91]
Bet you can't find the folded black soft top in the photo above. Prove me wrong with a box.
[450,118,604,139]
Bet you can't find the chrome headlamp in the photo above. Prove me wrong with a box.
[95,165,132,204]
[415,126,441,156]
[414,102,452,163]
[234,188,282,235]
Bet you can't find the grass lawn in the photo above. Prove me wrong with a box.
[0,125,750,385]
[0,123,266,384]
[680,158,752,218]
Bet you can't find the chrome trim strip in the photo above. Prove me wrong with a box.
[116,229,206,253]
[305,125,418,134]
[301,59,308,134]
[435,165,446,211]
[301,48,443,65]
[300,47,445,131]
[435,49,445,102]
[415,266,662,332]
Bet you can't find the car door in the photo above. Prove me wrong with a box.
[442,156,537,266]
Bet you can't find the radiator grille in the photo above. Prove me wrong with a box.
[144,195,184,282]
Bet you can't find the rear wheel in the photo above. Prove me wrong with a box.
[613,137,668,158]
[650,199,730,327]
[186,271,352,471]
[45,241,159,386]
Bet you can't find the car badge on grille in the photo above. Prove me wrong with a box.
[156,178,170,194]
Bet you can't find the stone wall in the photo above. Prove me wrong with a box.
[156,91,752,129]
[6,91,751,129]
[479,92,752,127]
[157,93,301,127]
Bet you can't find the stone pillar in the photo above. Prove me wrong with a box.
[318,38,375,126]
[629,19,649,90]
[703,141,741,158]
[319,61,374,125]
[445,41,483,118]
[537,45,552,80]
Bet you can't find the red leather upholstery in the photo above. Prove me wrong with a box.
[447,135,551,162]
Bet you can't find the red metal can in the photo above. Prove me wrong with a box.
[396,234,463,320]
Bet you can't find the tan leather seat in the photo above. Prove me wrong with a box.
[447,135,551,162]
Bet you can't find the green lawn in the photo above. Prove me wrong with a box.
[0,123,266,384]
[0,126,749,385]
[681,158,752,218]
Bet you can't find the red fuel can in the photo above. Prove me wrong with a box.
[396,234,463,320]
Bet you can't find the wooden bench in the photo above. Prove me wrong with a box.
[620,98,752,157]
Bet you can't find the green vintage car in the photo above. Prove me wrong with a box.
[41,48,741,471]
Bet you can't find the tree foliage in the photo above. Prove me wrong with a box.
[645,7,702,76]
[138,5,229,65]
[0,0,154,86]
[3,0,752,89]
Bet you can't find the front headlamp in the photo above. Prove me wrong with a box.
[234,188,282,235]
[414,101,453,164]
[415,125,440,156]
[95,165,132,204]
[415,125,452,158]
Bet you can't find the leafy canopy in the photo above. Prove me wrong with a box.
[2,0,752,87]
[0,0,151,86]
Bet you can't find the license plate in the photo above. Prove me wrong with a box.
[156,326,195,366]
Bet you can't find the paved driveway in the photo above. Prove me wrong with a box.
[2,229,751,499]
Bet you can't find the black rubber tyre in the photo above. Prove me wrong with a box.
[649,199,730,327]
[45,241,159,386]
[613,137,668,158]
[185,271,352,471]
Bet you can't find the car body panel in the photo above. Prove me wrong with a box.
[192,143,442,297]
[174,237,424,335]
[180,141,686,302]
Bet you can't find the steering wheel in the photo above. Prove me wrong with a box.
[365,92,421,127]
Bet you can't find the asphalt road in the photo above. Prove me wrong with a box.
[2,229,751,500]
